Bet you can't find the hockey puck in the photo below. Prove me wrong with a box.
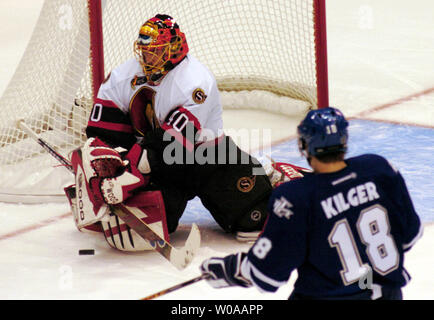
[79,249,95,255]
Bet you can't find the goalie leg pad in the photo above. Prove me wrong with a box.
[64,185,105,233]
[69,150,111,230]
[101,190,170,251]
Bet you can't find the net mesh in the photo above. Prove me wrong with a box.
[0,0,323,200]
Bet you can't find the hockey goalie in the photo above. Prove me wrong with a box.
[65,137,170,251]
[64,14,310,251]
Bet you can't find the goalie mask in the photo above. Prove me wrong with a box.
[297,107,349,158]
[134,14,189,83]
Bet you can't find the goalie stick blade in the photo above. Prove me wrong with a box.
[112,206,200,270]
[169,223,201,270]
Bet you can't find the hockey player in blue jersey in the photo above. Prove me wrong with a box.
[200,107,423,300]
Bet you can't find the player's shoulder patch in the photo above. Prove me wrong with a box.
[192,88,207,104]
[270,175,315,208]
[272,195,294,220]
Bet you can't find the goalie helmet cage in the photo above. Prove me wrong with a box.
[0,0,328,203]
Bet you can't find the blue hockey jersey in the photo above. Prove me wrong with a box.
[243,154,423,298]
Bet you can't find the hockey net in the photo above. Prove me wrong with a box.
[0,0,328,202]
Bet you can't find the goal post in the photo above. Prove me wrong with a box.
[0,0,329,203]
[314,0,329,109]
[88,0,105,102]
[89,0,329,109]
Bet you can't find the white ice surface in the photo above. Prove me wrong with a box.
[0,0,433,300]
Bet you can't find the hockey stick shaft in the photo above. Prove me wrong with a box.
[141,274,210,300]
[18,120,74,173]
[17,120,200,270]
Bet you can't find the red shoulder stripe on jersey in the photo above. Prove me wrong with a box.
[177,106,201,131]
[87,120,134,134]
[160,106,203,152]
[94,98,120,108]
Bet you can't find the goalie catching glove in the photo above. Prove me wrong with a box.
[72,137,150,205]
[200,252,252,289]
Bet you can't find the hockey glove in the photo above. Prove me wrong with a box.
[264,161,311,188]
[200,252,252,289]
[81,138,148,205]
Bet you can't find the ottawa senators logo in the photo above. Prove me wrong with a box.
[237,176,256,193]
[192,88,207,104]
[250,210,262,222]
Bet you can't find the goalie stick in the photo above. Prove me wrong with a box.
[17,119,200,270]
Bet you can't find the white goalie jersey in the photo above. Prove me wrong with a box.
[92,54,224,148]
